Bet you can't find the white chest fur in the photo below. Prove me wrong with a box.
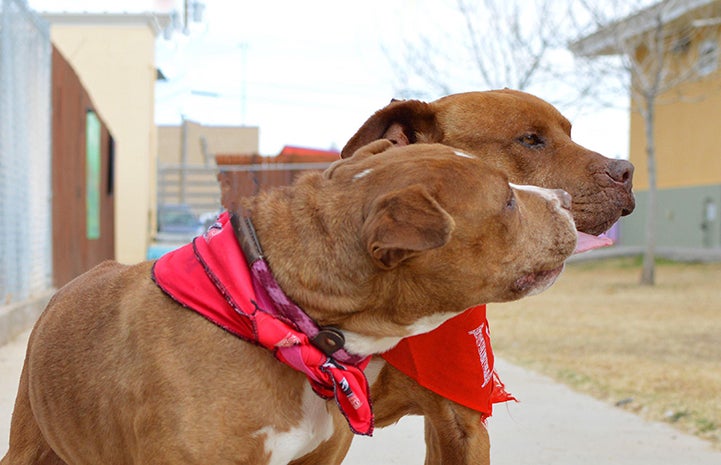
[343,311,459,355]
[256,383,335,465]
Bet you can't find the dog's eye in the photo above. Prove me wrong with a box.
[505,191,516,210]
[518,133,544,148]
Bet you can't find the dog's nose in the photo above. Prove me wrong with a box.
[607,159,634,187]
[554,189,572,211]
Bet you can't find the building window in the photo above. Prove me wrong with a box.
[86,110,101,240]
[697,39,719,76]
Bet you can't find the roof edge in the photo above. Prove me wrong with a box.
[570,0,718,56]
[40,12,173,36]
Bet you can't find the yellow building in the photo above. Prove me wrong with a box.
[573,0,721,248]
[158,120,259,165]
[155,121,259,224]
[40,12,169,263]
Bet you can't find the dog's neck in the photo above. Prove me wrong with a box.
[239,176,371,324]
[230,211,367,363]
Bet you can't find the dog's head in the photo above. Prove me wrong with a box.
[322,140,577,353]
[341,89,635,236]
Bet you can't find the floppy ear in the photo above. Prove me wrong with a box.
[347,138,395,159]
[362,184,455,270]
[324,139,395,179]
[341,99,440,158]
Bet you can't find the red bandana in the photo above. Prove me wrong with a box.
[381,305,516,418]
[384,229,615,415]
[152,212,373,435]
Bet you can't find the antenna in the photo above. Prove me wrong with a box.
[239,42,248,126]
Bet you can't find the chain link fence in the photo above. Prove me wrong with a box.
[0,0,52,305]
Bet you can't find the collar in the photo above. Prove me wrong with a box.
[152,211,373,435]
[230,212,367,366]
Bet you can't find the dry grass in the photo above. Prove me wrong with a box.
[489,257,721,447]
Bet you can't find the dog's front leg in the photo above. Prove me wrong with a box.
[423,404,489,465]
[369,363,490,465]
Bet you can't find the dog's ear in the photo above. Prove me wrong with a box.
[324,139,394,179]
[362,184,454,270]
[341,100,440,159]
[348,138,395,159]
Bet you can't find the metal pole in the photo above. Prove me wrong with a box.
[180,116,188,204]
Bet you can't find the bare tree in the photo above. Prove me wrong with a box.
[572,0,716,285]
[390,0,716,286]
[385,0,587,103]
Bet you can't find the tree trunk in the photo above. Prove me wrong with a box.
[641,95,657,285]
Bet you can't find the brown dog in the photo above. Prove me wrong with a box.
[297,89,636,465]
[2,141,578,465]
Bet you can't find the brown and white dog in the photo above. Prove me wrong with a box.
[2,141,578,465]
[295,89,636,465]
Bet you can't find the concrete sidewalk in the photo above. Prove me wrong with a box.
[0,329,29,456]
[345,358,721,464]
[2,330,721,464]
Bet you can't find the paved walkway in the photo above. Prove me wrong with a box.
[0,329,28,456]
[2,330,721,464]
[345,359,721,464]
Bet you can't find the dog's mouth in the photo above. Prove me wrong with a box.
[514,231,612,297]
[574,231,614,254]
[513,264,566,297]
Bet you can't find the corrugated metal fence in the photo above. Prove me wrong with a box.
[0,0,53,305]
[157,163,222,216]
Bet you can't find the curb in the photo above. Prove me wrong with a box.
[0,291,53,346]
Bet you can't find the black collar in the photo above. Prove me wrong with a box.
[230,212,366,365]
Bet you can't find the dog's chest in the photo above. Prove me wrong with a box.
[255,383,335,465]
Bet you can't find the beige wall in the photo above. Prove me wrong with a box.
[50,21,159,264]
[629,26,721,191]
[158,121,260,165]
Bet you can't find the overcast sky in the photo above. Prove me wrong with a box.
[29,0,630,158]
[155,0,424,154]
[160,1,630,158]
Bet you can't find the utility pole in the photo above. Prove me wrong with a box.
[180,115,188,204]
[239,42,248,125]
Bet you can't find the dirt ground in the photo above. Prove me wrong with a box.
[488,257,721,448]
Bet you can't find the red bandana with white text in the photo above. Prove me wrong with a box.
[381,305,516,418]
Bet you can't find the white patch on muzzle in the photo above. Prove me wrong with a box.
[509,183,558,202]
[509,183,574,226]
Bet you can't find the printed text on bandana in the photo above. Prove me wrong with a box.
[468,323,492,388]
